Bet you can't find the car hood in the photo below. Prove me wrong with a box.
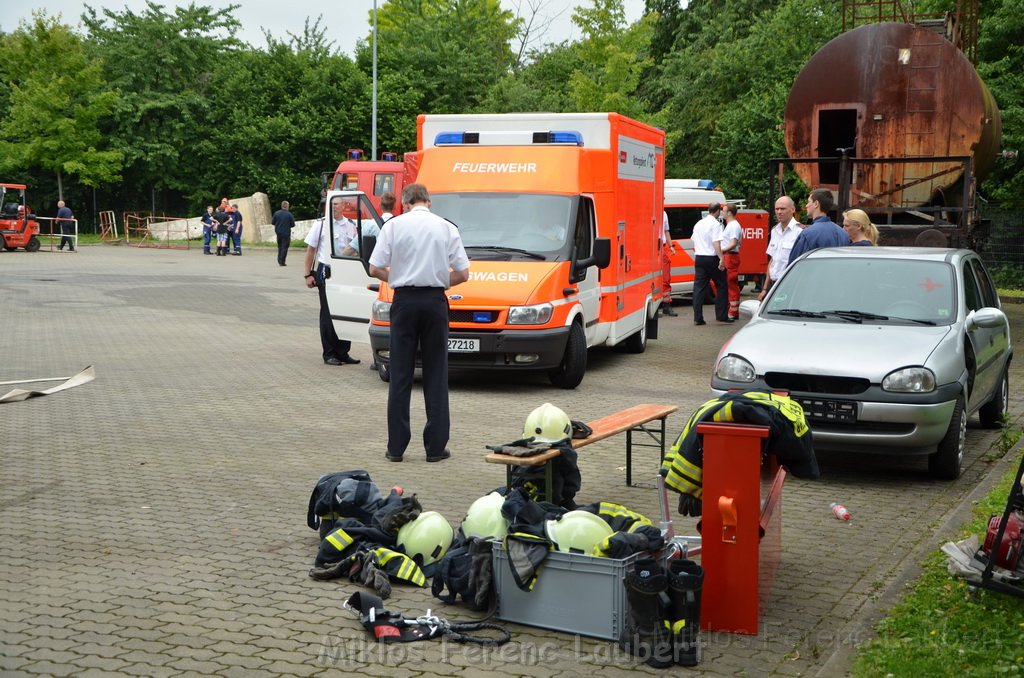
[721,319,954,380]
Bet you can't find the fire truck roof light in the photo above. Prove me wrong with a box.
[435,132,481,145]
[697,179,716,189]
[347,149,365,160]
[533,131,584,145]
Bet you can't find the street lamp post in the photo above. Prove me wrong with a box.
[372,0,378,161]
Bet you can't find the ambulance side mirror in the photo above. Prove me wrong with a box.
[576,237,611,272]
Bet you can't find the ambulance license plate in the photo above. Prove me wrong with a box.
[448,338,479,353]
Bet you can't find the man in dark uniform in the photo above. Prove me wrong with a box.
[56,200,75,251]
[212,205,231,256]
[272,200,296,266]
[200,205,216,254]
[368,184,470,463]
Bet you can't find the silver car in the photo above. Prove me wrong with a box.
[712,247,1012,479]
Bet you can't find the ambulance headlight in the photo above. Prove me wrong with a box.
[372,300,391,322]
[508,303,553,325]
[715,355,755,383]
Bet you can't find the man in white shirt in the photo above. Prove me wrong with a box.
[369,184,470,463]
[690,203,731,325]
[302,200,361,366]
[759,196,803,301]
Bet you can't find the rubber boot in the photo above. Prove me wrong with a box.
[619,557,673,668]
[667,558,704,666]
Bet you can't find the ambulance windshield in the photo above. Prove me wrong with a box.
[430,192,574,261]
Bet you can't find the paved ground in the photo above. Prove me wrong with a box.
[1,245,1021,677]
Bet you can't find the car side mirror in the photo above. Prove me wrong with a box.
[967,307,1006,329]
[575,237,611,274]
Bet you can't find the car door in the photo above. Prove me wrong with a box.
[323,191,383,343]
[962,256,1005,411]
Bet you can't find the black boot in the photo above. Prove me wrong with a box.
[667,558,704,666]
[619,557,673,668]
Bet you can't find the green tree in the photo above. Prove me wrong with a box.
[198,20,374,217]
[369,0,520,124]
[82,1,241,212]
[567,0,656,118]
[654,0,839,201]
[977,0,1023,208]
[0,14,122,199]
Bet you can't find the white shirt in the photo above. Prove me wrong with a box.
[661,211,671,247]
[721,219,742,253]
[691,214,724,256]
[765,218,802,281]
[304,217,355,266]
[368,205,469,289]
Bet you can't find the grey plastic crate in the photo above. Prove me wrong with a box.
[491,542,640,640]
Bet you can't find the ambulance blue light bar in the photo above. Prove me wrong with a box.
[433,130,584,146]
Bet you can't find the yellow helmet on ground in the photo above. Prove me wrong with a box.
[544,510,614,555]
[397,511,454,565]
[460,492,510,540]
[523,403,572,443]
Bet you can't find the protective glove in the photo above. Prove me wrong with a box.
[677,493,702,517]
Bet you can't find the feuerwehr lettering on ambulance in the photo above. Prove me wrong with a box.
[451,162,538,173]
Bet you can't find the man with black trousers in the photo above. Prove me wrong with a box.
[272,200,295,266]
[690,202,732,325]
[302,205,360,366]
[368,184,469,463]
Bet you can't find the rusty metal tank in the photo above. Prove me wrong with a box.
[784,22,1001,210]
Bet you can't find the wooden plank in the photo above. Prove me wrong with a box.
[574,403,678,448]
[485,448,562,467]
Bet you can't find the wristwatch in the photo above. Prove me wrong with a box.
[304,272,315,279]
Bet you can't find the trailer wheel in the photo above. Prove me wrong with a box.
[548,322,586,389]
[928,396,965,479]
[26,236,41,253]
[377,360,391,383]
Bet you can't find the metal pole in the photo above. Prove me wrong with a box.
[371,0,378,161]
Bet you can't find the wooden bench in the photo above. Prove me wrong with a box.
[485,403,679,501]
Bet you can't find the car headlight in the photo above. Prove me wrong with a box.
[882,367,936,393]
[372,300,391,322]
[715,355,755,383]
[508,303,553,325]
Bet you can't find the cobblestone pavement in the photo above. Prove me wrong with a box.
[1,246,1021,677]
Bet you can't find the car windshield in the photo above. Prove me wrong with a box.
[765,257,956,325]
[429,192,574,261]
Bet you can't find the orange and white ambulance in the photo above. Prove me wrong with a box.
[337,113,665,389]
[664,179,769,296]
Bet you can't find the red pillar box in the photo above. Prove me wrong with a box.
[697,422,787,635]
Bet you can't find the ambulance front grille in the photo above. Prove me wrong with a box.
[449,310,498,323]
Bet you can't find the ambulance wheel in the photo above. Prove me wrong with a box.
[377,360,391,383]
[928,396,965,480]
[621,305,649,354]
[26,236,41,252]
[548,322,586,389]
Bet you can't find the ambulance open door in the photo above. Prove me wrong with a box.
[323,191,382,344]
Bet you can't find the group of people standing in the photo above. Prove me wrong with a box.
[200,198,244,256]
[688,188,879,324]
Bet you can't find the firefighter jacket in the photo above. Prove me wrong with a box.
[660,391,819,501]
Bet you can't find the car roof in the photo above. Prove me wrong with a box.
[802,246,975,263]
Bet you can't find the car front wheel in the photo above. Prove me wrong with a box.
[928,396,965,480]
